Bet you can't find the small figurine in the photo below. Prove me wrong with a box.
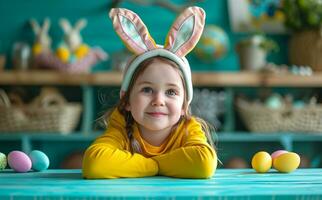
[58,18,89,62]
[31,17,107,73]
[30,18,52,55]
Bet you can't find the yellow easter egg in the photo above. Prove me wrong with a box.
[251,151,272,173]
[56,47,70,62]
[32,43,42,55]
[74,44,89,59]
[273,152,300,173]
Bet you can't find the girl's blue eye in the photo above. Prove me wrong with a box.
[142,87,153,94]
[166,89,177,96]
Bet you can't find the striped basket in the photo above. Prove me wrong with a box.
[0,89,82,134]
[236,98,322,133]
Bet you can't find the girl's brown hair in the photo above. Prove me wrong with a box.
[101,56,215,153]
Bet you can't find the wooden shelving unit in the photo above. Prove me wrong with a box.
[1,70,322,87]
[1,70,322,168]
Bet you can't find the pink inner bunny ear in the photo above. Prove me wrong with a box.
[109,8,157,55]
[164,6,205,57]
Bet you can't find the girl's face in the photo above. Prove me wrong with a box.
[126,61,185,134]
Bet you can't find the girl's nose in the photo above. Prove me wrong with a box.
[151,92,165,106]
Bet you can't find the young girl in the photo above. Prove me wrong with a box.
[82,6,217,179]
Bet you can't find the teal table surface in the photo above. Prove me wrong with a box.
[0,169,321,200]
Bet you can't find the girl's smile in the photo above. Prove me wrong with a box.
[146,111,168,118]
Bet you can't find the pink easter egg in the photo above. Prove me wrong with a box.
[271,150,288,160]
[8,151,32,173]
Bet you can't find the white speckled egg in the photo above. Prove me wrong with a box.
[0,152,7,170]
[29,150,50,171]
[7,151,32,173]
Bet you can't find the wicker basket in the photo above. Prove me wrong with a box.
[0,89,82,134]
[33,48,108,73]
[236,98,322,133]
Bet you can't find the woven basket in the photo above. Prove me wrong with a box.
[0,89,82,134]
[236,98,322,133]
[33,48,108,73]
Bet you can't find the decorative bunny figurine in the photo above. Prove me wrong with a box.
[109,6,205,104]
[32,18,107,72]
[30,18,52,55]
[59,18,87,52]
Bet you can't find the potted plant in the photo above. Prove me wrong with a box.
[281,0,322,71]
[236,34,279,71]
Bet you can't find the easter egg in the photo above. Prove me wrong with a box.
[56,47,70,62]
[32,43,42,55]
[265,94,283,109]
[273,152,300,173]
[69,55,77,63]
[74,44,89,59]
[299,155,311,168]
[225,157,249,169]
[0,152,7,170]
[61,151,84,169]
[7,151,32,173]
[251,151,272,173]
[271,150,288,160]
[29,150,50,171]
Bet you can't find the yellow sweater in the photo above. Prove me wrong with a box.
[82,109,217,179]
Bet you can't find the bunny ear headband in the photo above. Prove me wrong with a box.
[109,6,205,104]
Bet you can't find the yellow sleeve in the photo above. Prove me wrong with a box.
[152,120,217,179]
[82,113,158,179]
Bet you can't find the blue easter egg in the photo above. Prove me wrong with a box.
[69,55,77,63]
[266,95,282,109]
[29,150,50,171]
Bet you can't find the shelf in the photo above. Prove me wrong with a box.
[1,70,322,87]
[0,70,122,86]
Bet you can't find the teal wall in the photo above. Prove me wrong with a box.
[0,0,289,71]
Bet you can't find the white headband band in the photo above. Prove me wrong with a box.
[120,48,193,104]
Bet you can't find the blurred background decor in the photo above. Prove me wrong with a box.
[0,87,82,134]
[0,54,5,71]
[228,0,286,33]
[110,48,133,72]
[236,95,322,133]
[31,18,108,73]
[12,42,31,70]
[236,34,279,71]
[60,151,84,169]
[281,0,322,71]
[225,157,249,169]
[190,89,226,130]
[193,25,230,63]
